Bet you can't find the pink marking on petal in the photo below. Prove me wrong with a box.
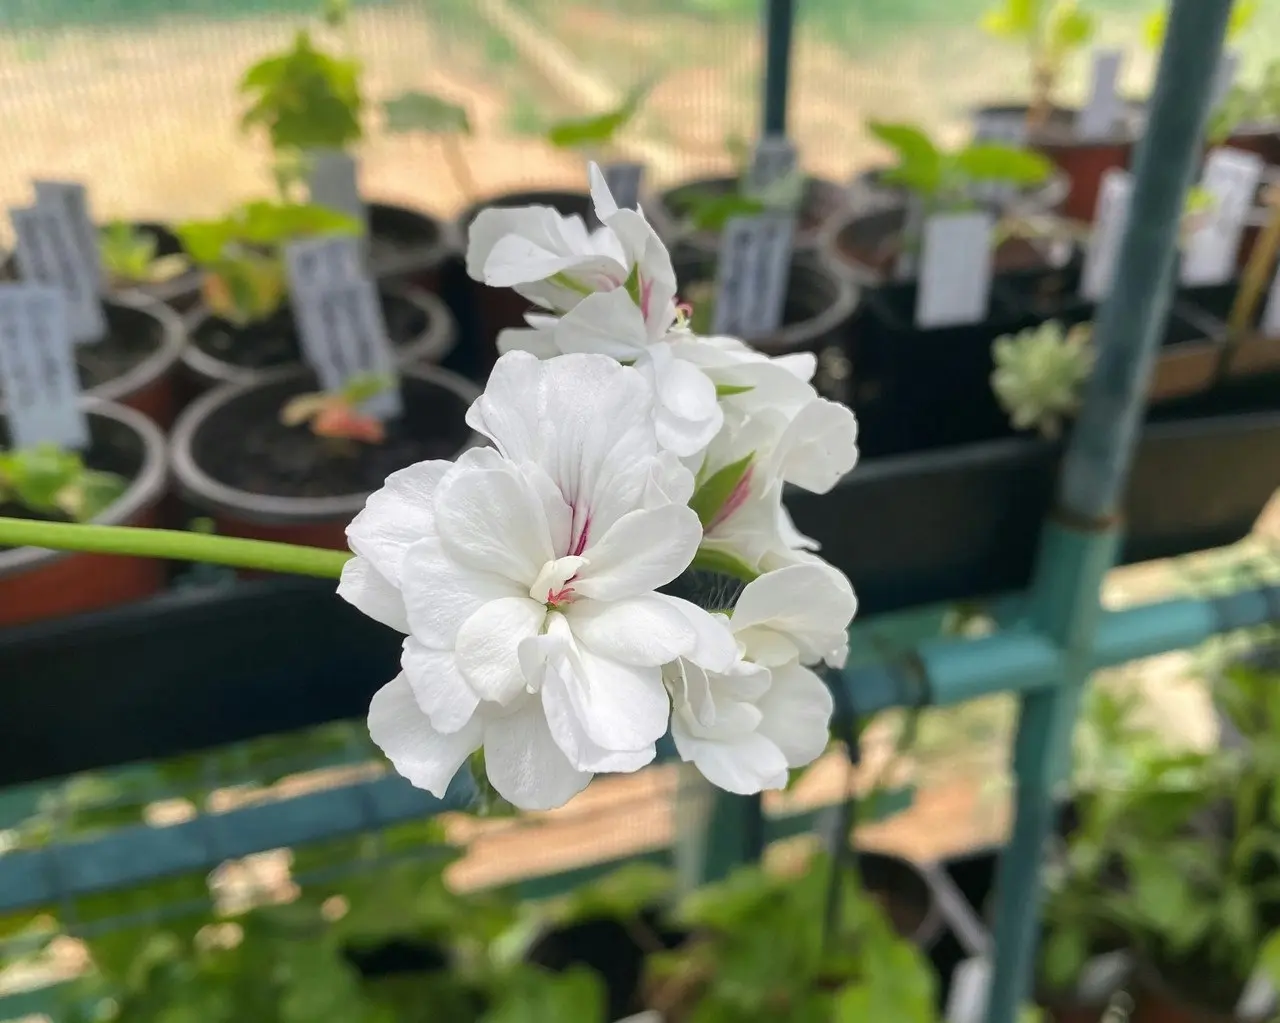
[640,276,655,321]
[707,465,755,534]
[570,516,592,557]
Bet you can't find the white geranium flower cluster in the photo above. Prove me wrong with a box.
[341,164,859,810]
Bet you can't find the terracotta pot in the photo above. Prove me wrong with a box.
[169,363,482,558]
[972,104,1141,224]
[0,400,168,628]
[670,248,859,404]
[178,282,455,393]
[366,201,458,295]
[646,174,849,254]
[85,292,187,427]
[1222,124,1280,169]
[457,189,593,375]
[849,163,1070,219]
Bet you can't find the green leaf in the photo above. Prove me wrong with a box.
[979,0,1039,40]
[689,453,753,528]
[954,142,1052,187]
[683,191,767,231]
[1040,926,1087,993]
[340,372,394,405]
[714,383,754,397]
[866,121,943,196]
[382,90,471,136]
[1047,1,1094,53]
[546,78,653,150]
[1259,930,1280,989]
[1129,852,1192,933]
[690,546,760,583]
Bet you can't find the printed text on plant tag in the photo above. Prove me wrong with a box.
[307,149,367,232]
[9,206,107,345]
[747,135,799,192]
[712,214,794,338]
[0,284,89,450]
[1082,169,1134,301]
[33,180,105,291]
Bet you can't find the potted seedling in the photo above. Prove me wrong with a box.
[176,200,454,391]
[169,363,480,551]
[0,405,167,627]
[382,90,478,207]
[975,0,1137,222]
[647,132,848,256]
[98,220,202,311]
[238,15,455,291]
[822,122,1061,285]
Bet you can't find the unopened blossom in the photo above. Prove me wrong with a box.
[343,352,736,811]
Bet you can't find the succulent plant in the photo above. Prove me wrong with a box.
[991,320,1095,439]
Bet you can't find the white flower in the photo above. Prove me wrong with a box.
[666,563,853,795]
[341,351,736,811]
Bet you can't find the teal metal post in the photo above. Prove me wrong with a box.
[983,2,1237,1022]
[762,0,794,136]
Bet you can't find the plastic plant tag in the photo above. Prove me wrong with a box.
[1237,966,1277,1020]
[9,205,108,345]
[1076,950,1133,1004]
[1180,147,1265,287]
[895,198,924,281]
[1262,259,1280,337]
[307,149,367,234]
[602,161,645,212]
[1076,50,1125,141]
[1212,50,1241,114]
[915,211,994,329]
[746,135,799,193]
[972,110,1028,207]
[33,180,105,291]
[0,284,89,450]
[293,278,402,420]
[1081,169,1134,302]
[945,956,991,1023]
[711,213,795,338]
[285,235,362,294]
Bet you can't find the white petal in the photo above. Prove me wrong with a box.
[346,460,449,584]
[775,398,859,494]
[487,234,624,291]
[483,701,593,810]
[466,205,583,281]
[756,661,834,768]
[368,674,483,797]
[643,345,723,458]
[400,538,524,648]
[466,352,661,541]
[454,596,547,705]
[652,596,738,672]
[732,563,856,667]
[433,461,556,585]
[566,594,696,667]
[573,505,701,601]
[541,654,656,774]
[552,289,650,361]
[337,556,410,634]
[401,637,479,734]
[643,450,696,508]
[589,162,619,222]
[496,325,561,359]
[672,728,789,796]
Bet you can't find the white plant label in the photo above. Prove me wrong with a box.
[601,161,645,213]
[746,135,799,193]
[307,149,367,233]
[9,205,107,345]
[1261,258,1280,338]
[972,110,1028,207]
[945,956,991,1023]
[1076,49,1125,141]
[711,213,794,338]
[285,235,362,294]
[915,211,994,329]
[1237,966,1277,1019]
[293,278,402,420]
[1212,50,1241,114]
[1081,169,1134,302]
[0,284,89,450]
[33,180,105,291]
[1076,950,1133,1004]
[1181,147,1265,287]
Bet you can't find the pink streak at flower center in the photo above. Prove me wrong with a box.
[530,555,588,610]
[639,276,655,321]
[570,515,591,557]
[707,464,755,534]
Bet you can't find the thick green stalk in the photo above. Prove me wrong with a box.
[0,518,350,579]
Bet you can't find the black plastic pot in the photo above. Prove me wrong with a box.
[457,189,593,376]
[646,174,849,255]
[169,363,481,552]
[858,850,945,950]
[179,283,456,392]
[366,201,457,294]
[971,104,1142,224]
[670,248,859,402]
[787,380,1280,619]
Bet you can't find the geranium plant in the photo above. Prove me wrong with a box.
[980,0,1096,131]
[383,91,477,201]
[0,444,127,523]
[176,200,362,325]
[98,221,190,288]
[280,372,394,448]
[991,320,1096,440]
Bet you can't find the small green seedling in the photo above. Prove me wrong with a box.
[1208,60,1280,145]
[98,222,190,287]
[981,0,1095,131]
[868,120,1053,210]
[1144,0,1256,51]
[545,78,653,154]
[240,30,363,155]
[991,319,1095,439]
[280,372,393,446]
[0,445,127,523]
[176,200,361,325]
[382,90,476,201]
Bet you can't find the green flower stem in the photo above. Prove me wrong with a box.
[0,517,351,579]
